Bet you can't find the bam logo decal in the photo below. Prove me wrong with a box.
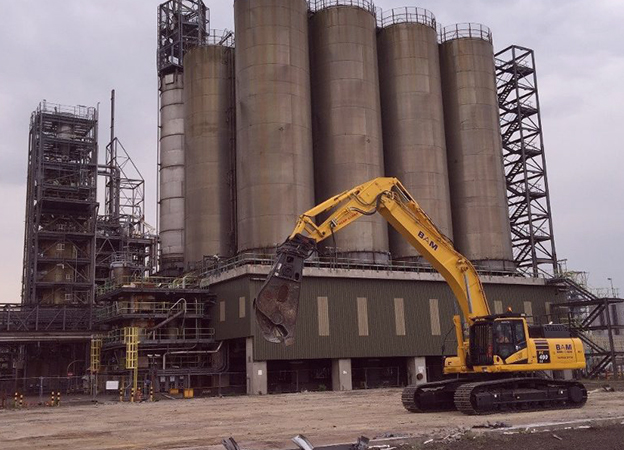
[556,344,573,352]
[417,231,438,251]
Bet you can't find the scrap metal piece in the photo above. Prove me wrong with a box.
[254,234,316,346]
[292,434,315,450]
[353,436,370,450]
[222,437,241,450]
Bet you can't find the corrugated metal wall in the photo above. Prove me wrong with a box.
[210,275,555,360]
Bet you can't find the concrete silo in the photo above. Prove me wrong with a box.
[159,72,186,272]
[234,0,315,253]
[377,7,453,260]
[439,24,514,271]
[184,31,236,268]
[309,0,389,262]
[157,0,209,273]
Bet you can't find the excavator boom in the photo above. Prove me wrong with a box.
[254,177,489,345]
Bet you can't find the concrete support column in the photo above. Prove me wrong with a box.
[407,356,428,386]
[331,358,352,391]
[246,337,267,395]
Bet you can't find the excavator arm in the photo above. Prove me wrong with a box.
[254,177,490,345]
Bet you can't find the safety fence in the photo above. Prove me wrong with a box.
[0,376,85,408]
[0,371,248,408]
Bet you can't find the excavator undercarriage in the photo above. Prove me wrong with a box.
[402,376,587,415]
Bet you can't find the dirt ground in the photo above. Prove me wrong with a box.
[0,386,623,450]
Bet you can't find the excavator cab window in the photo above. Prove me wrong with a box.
[469,322,494,366]
[494,320,527,360]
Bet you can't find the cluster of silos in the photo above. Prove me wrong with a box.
[163,0,514,271]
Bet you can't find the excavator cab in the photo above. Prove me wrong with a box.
[468,316,528,366]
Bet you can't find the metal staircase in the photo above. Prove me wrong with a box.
[548,276,624,378]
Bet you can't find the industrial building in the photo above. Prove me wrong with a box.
[2,0,622,397]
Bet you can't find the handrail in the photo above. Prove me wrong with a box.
[308,0,376,15]
[206,29,235,47]
[440,23,492,44]
[377,7,435,29]
[95,301,203,321]
[198,251,527,280]
[103,327,215,345]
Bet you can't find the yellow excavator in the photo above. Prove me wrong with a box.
[254,177,587,415]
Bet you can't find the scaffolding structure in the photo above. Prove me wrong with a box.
[495,45,557,277]
[96,91,157,286]
[22,102,98,306]
[157,0,210,76]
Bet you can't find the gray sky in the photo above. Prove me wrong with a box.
[0,0,622,303]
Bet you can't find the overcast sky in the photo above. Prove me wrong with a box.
[0,0,622,303]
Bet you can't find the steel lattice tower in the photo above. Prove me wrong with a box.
[495,45,557,277]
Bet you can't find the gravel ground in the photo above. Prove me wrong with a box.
[0,386,623,450]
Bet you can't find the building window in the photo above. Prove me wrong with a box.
[56,243,65,251]
[357,297,369,336]
[317,296,329,336]
[429,298,441,336]
[394,297,406,336]
[239,297,246,318]
[219,301,225,322]
[494,300,503,315]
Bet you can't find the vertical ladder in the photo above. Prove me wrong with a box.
[124,327,140,401]
[90,337,102,396]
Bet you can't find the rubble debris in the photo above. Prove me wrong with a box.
[553,434,563,441]
[353,436,369,450]
[473,421,511,429]
[374,432,405,439]
[441,428,468,443]
[222,437,241,450]
[292,435,315,450]
[603,385,615,392]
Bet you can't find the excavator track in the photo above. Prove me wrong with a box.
[401,379,462,413]
[453,378,587,415]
